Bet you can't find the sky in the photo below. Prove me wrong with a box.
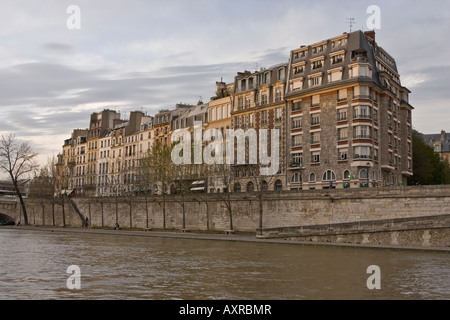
[1,0,450,172]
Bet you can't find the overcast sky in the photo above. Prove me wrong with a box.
[1,0,450,170]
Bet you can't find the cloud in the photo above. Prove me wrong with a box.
[41,43,74,53]
[0,0,449,170]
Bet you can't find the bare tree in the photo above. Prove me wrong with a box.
[28,157,58,226]
[214,163,236,231]
[244,163,278,234]
[0,134,39,225]
[139,142,174,229]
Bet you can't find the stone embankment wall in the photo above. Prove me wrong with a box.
[20,185,450,247]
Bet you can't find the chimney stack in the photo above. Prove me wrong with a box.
[364,30,375,42]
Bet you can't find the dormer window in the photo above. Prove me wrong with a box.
[331,54,344,64]
[312,44,325,54]
[294,65,304,74]
[312,60,323,70]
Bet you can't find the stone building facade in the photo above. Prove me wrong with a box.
[56,30,413,196]
[285,30,413,190]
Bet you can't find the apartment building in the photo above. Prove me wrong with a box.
[57,30,413,196]
[206,81,233,193]
[230,64,288,192]
[285,30,413,190]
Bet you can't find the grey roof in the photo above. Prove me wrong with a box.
[285,30,400,97]
[422,131,450,152]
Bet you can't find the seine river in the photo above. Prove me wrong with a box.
[0,227,449,300]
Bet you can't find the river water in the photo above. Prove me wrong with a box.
[0,228,449,300]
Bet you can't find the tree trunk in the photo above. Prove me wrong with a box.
[145,193,149,229]
[101,200,104,227]
[41,204,45,226]
[162,191,166,229]
[13,179,28,225]
[62,197,66,227]
[182,193,186,230]
[227,192,233,231]
[129,201,132,228]
[258,194,263,235]
[52,203,55,226]
[205,201,209,231]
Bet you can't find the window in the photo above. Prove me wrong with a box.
[311,151,320,163]
[241,115,246,129]
[353,125,371,139]
[263,72,270,84]
[245,96,251,108]
[241,79,246,91]
[312,60,323,69]
[292,134,303,147]
[338,148,348,160]
[261,94,268,105]
[261,110,268,125]
[310,76,322,86]
[292,101,302,111]
[311,114,320,126]
[275,107,282,121]
[338,89,347,102]
[353,105,371,119]
[292,117,302,129]
[343,169,351,180]
[294,65,304,74]
[278,68,285,81]
[274,180,283,191]
[291,172,302,183]
[292,153,302,167]
[311,95,320,107]
[249,113,254,127]
[331,54,344,64]
[338,127,348,141]
[354,146,371,159]
[312,45,325,54]
[234,116,240,129]
[238,97,243,110]
[332,38,347,48]
[323,170,336,181]
[311,132,320,144]
[234,183,241,192]
[337,109,348,121]
[247,182,254,192]
[275,90,282,102]
[309,172,316,182]
[359,169,368,179]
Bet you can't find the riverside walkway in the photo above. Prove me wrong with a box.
[3,225,449,252]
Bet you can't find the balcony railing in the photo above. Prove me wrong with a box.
[353,134,372,139]
[353,154,372,160]
[353,114,372,120]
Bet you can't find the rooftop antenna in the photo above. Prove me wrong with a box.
[346,18,355,32]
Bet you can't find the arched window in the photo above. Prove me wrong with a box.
[359,169,368,179]
[262,180,268,191]
[246,181,254,192]
[274,180,283,191]
[291,173,302,183]
[343,169,351,180]
[234,183,241,193]
[310,172,316,182]
[323,170,336,181]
